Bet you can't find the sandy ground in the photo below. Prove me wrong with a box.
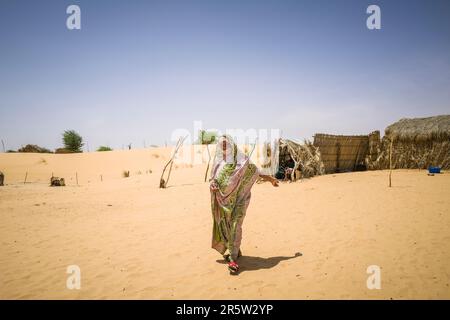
[0,148,449,299]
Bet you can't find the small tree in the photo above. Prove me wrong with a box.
[62,130,84,153]
[198,130,218,145]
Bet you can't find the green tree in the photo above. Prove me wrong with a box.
[62,130,84,153]
[198,130,218,145]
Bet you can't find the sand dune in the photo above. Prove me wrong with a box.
[1,148,449,299]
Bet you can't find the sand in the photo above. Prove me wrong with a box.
[1,148,449,299]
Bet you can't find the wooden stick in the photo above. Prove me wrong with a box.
[24,172,28,184]
[336,141,341,173]
[160,141,178,187]
[165,137,186,187]
[204,144,211,182]
[389,137,394,187]
[100,174,103,182]
[248,141,257,158]
[76,172,78,186]
[159,136,187,188]
[166,158,175,186]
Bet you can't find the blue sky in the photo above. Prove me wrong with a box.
[0,0,449,150]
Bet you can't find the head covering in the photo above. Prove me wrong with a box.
[210,135,251,195]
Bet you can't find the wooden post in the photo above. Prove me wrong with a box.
[76,172,78,186]
[100,174,103,182]
[336,141,341,173]
[389,139,393,186]
[204,144,211,182]
[24,172,28,184]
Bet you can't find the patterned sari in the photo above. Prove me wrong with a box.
[210,135,260,261]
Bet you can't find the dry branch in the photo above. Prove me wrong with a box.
[159,136,187,188]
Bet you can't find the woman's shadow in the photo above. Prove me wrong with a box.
[216,252,302,275]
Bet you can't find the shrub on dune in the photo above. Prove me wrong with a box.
[97,146,113,152]
[18,144,53,153]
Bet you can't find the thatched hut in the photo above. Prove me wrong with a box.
[366,115,450,170]
[313,133,370,173]
[277,139,325,180]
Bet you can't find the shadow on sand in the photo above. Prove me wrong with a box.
[216,252,302,275]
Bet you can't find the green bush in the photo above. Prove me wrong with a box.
[62,130,84,153]
[97,146,113,152]
[18,144,53,153]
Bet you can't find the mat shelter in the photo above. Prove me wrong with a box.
[313,134,370,174]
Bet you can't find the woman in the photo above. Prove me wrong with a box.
[209,135,279,274]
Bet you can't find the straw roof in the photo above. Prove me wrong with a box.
[385,115,450,142]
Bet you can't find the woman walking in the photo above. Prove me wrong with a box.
[209,135,278,274]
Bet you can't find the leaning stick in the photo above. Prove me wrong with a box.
[248,140,257,159]
[204,144,211,182]
[159,136,187,188]
[24,171,28,184]
[166,137,187,184]
[165,157,176,187]
[389,137,394,187]
[159,139,179,186]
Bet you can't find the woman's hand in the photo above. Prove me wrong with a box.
[271,179,279,187]
[210,180,219,192]
[259,174,279,187]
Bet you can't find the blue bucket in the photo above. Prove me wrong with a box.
[428,166,441,174]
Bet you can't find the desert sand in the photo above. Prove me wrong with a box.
[1,147,449,299]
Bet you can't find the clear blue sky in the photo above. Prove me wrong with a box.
[1,0,449,150]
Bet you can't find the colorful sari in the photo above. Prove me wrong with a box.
[210,135,260,261]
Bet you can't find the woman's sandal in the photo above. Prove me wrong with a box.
[223,249,242,262]
[228,261,239,274]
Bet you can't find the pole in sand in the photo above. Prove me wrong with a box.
[389,137,394,187]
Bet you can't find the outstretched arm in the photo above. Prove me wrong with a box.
[259,174,279,187]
